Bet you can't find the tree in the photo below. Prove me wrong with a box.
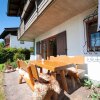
[0,41,4,48]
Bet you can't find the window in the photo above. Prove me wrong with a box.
[20,41,24,44]
[86,19,100,51]
[5,38,10,46]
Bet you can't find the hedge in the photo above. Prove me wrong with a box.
[0,48,31,64]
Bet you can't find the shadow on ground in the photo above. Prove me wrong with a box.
[57,74,81,94]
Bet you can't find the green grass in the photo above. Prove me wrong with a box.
[0,64,5,71]
[0,72,5,100]
[0,62,17,71]
[0,64,5,100]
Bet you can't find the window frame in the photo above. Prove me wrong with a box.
[86,18,100,52]
[20,41,24,44]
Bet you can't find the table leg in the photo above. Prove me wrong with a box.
[47,70,50,74]
[51,72,58,100]
[18,75,23,84]
[40,67,42,73]
[52,72,57,78]
[60,70,68,92]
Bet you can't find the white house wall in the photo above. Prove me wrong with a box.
[10,35,33,49]
[35,6,100,81]
[35,6,99,55]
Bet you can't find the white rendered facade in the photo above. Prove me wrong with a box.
[10,34,33,49]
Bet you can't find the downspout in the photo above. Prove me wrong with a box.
[33,39,35,55]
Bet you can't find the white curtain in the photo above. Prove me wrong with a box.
[97,0,100,31]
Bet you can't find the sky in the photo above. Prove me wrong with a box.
[0,0,20,41]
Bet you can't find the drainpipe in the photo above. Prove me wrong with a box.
[33,39,35,55]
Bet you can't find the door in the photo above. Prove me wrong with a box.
[41,37,57,59]
[49,37,57,57]
[56,31,67,55]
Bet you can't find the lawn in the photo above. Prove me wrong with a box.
[0,64,5,71]
[0,72,5,100]
[0,64,5,100]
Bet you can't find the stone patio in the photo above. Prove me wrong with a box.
[4,71,92,100]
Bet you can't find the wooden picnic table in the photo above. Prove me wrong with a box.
[29,60,69,92]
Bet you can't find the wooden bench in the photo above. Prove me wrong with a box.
[50,55,85,78]
[17,59,61,100]
[50,55,85,88]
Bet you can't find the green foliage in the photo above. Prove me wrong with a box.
[83,78,100,100]
[0,64,5,71]
[96,84,100,88]
[10,62,17,68]
[5,48,17,62]
[20,48,30,60]
[0,72,5,100]
[13,53,25,61]
[90,92,100,100]
[83,79,93,89]
[0,48,31,64]
[0,41,4,48]
[5,59,11,66]
[0,48,17,63]
[30,47,34,54]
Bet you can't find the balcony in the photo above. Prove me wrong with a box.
[18,0,97,41]
[18,21,25,40]
[18,0,53,41]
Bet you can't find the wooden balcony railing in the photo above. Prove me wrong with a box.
[18,0,53,39]
[18,21,25,39]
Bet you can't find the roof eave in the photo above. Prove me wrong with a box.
[0,27,18,39]
[7,0,24,16]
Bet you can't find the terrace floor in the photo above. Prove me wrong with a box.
[4,71,92,100]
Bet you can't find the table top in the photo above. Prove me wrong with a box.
[29,60,68,71]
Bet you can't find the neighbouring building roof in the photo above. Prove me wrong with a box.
[7,0,26,16]
[0,28,18,39]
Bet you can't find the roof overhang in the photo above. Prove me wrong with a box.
[7,0,26,16]
[19,0,98,41]
[0,28,18,39]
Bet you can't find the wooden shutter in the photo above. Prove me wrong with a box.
[56,31,67,55]
[36,41,40,54]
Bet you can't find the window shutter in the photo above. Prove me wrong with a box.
[36,41,40,54]
[56,31,67,55]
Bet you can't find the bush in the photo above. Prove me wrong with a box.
[10,62,17,69]
[13,53,25,61]
[0,48,7,63]
[83,79,93,89]
[17,48,30,60]
[90,92,100,99]
[5,48,17,62]
[0,48,32,64]
[5,59,11,66]
[0,48,17,63]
